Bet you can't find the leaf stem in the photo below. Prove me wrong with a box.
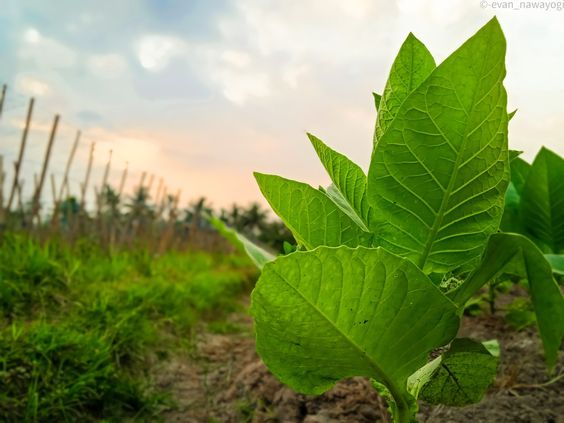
[395,400,413,423]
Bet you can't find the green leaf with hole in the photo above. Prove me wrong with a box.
[409,338,499,406]
[251,246,459,419]
[368,18,509,274]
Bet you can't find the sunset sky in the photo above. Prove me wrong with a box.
[1,0,563,212]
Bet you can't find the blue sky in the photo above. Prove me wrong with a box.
[1,0,563,210]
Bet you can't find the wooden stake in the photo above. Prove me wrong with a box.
[58,130,80,202]
[0,84,6,121]
[7,97,34,211]
[101,150,112,191]
[97,149,113,216]
[154,177,164,205]
[31,114,59,223]
[16,178,24,212]
[80,142,95,211]
[50,174,57,208]
[118,162,128,197]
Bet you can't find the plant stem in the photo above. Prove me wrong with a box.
[395,401,413,423]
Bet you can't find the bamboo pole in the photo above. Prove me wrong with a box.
[30,114,59,224]
[97,149,112,216]
[50,130,81,227]
[154,177,164,205]
[155,186,167,219]
[158,189,181,254]
[94,186,102,219]
[16,178,25,228]
[51,174,58,204]
[49,174,59,231]
[58,130,80,202]
[80,142,95,211]
[0,84,7,121]
[16,178,24,212]
[7,97,34,212]
[118,162,128,197]
[50,174,57,209]
[101,150,112,192]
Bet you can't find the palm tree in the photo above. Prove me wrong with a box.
[241,202,268,237]
[183,196,213,228]
[101,185,121,219]
[228,204,244,231]
[126,187,153,220]
[59,196,80,226]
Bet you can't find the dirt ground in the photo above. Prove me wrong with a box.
[156,300,563,423]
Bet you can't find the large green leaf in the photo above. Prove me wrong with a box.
[308,133,375,232]
[254,173,373,249]
[374,33,435,142]
[251,246,459,418]
[368,18,509,274]
[510,156,531,194]
[521,147,564,253]
[409,338,499,406]
[545,254,564,276]
[208,216,275,269]
[500,157,531,233]
[448,233,564,370]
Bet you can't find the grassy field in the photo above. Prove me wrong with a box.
[0,234,256,422]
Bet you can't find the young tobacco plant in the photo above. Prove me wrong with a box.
[216,18,564,423]
[501,147,564,276]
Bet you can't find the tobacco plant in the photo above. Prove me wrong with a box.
[215,18,564,422]
[501,147,564,276]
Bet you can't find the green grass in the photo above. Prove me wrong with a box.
[0,233,257,422]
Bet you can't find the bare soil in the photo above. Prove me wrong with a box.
[156,301,563,423]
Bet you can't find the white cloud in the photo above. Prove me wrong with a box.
[136,35,186,72]
[221,49,251,68]
[19,28,77,68]
[15,75,51,96]
[87,53,127,78]
[282,63,309,88]
[340,0,376,19]
[219,70,271,105]
[24,27,41,44]
[397,0,471,24]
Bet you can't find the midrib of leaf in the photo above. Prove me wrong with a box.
[417,29,500,270]
[441,363,471,402]
[268,264,411,412]
[326,183,370,232]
